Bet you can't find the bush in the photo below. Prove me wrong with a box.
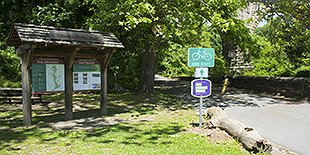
[157,44,193,77]
[108,49,140,91]
[295,66,310,77]
[244,35,294,77]
[0,45,21,82]
[209,55,228,77]
[0,76,21,88]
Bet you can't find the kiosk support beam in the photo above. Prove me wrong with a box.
[64,48,78,120]
[19,44,35,125]
[100,48,116,116]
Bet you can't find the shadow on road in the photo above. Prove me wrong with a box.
[155,79,309,109]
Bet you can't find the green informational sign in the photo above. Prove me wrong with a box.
[32,64,46,92]
[188,48,215,67]
[32,58,65,93]
[73,64,100,72]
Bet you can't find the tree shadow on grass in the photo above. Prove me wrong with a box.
[84,122,182,146]
[0,118,183,151]
[30,91,191,125]
[0,86,190,151]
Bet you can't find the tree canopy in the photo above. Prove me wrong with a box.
[0,0,309,90]
[248,0,310,76]
[87,0,252,94]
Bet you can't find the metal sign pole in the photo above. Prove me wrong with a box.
[199,77,203,128]
[199,96,203,128]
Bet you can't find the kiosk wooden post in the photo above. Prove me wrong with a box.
[64,49,78,120]
[19,45,33,125]
[100,49,115,116]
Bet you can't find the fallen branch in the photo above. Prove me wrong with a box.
[206,107,272,153]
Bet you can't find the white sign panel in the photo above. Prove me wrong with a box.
[73,72,101,91]
[195,67,208,78]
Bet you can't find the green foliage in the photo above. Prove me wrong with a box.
[31,3,73,27]
[90,0,249,83]
[0,76,21,88]
[210,55,228,77]
[0,43,21,82]
[244,35,294,77]
[0,0,33,41]
[249,0,310,77]
[157,44,193,77]
[109,50,140,91]
[31,0,96,28]
[258,0,310,70]
[296,66,310,77]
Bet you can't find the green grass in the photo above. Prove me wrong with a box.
[0,92,254,155]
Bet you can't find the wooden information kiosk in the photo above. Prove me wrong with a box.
[7,23,124,125]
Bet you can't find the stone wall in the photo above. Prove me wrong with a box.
[227,76,310,98]
[176,76,310,98]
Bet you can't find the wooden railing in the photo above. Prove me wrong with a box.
[0,88,41,103]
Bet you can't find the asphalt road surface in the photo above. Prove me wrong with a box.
[224,93,310,155]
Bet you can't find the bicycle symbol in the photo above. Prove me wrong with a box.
[191,49,212,61]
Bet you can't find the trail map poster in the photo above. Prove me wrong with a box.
[73,59,101,91]
[46,64,65,91]
[32,58,65,93]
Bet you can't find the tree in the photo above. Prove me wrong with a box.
[0,0,256,91]
[0,0,33,41]
[0,0,34,84]
[89,0,252,95]
[31,0,96,28]
[257,0,310,72]
[0,0,97,85]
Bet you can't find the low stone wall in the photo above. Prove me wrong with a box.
[175,76,310,98]
[227,76,310,98]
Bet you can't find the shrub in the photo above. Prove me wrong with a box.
[295,66,310,77]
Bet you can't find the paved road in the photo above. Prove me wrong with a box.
[224,93,310,155]
[155,77,310,155]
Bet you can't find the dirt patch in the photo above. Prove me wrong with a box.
[48,115,155,130]
[49,117,125,130]
[187,127,233,143]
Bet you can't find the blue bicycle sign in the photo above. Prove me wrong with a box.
[188,48,214,67]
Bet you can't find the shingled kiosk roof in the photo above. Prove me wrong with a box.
[8,23,124,49]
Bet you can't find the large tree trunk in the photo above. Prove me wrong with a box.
[137,44,156,96]
[206,107,272,153]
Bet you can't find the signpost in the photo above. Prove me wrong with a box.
[188,47,215,128]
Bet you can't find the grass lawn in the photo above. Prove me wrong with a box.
[0,92,258,155]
